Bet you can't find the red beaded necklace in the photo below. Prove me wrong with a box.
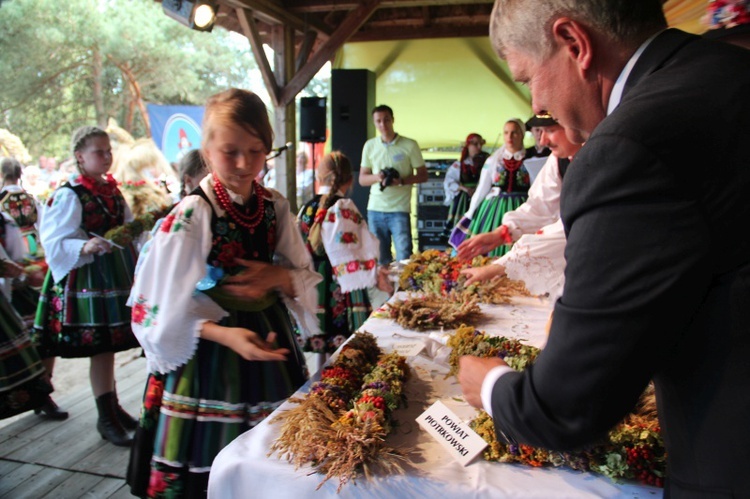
[212,173,265,231]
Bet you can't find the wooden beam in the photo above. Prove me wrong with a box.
[284,0,494,13]
[236,7,280,108]
[351,23,489,42]
[223,0,333,38]
[422,6,431,27]
[295,30,318,72]
[278,0,382,106]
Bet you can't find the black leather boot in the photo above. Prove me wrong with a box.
[113,391,138,430]
[34,396,69,420]
[95,392,133,447]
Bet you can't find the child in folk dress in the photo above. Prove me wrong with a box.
[33,126,140,443]
[297,151,389,364]
[126,88,321,498]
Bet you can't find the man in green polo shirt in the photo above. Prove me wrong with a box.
[359,105,427,264]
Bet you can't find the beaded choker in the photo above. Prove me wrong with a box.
[211,173,265,231]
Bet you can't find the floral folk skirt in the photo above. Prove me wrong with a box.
[299,257,371,355]
[0,293,51,419]
[126,299,309,499]
[32,246,139,358]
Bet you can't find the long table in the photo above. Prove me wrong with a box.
[208,294,660,498]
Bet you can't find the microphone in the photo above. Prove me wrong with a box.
[266,142,293,160]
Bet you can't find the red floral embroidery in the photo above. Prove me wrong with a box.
[160,214,176,233]
[314,209,328,224]
[346,260,360,272]
[217,240,245,266]
[50,319,62,333]
[143,377,164,412]
[363,259,376,270]
[132,303,147,324]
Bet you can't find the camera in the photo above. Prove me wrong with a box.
[379,167,401,191]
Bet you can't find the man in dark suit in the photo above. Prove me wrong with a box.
[458,1,750,496]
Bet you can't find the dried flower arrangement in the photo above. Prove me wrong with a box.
[399,250,529,303]
[448,325,666,488]
[270,332,410,491]
[387,291,483,331]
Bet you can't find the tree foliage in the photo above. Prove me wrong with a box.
[0,0,258,159]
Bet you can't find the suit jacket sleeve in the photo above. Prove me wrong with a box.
[490,133,711,450]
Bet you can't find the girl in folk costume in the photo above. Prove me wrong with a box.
[0,217,53,419]
[126,88,320,498]
[176,148,208,199]
[297,151,384,360]
[449,119,531,257]
[0,158,48,318]
[33,126,140,442]
[442,133,489,237]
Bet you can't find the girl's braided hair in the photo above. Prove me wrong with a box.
[318,151,353,210]
[70,126,109,172]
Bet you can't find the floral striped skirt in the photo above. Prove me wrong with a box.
[32,245,139,358]
[300,256,371,354]
[0,293,51,419]
[127,300,309,499]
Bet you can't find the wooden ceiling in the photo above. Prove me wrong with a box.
[215,0,495,45]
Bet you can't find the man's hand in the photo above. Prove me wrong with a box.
[457,232,501,260]
[458,355,508,408]
[460,264,506,286]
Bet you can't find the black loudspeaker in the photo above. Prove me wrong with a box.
[331,69,376,219]
[299,96,327,143]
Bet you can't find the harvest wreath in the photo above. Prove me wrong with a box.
[270,332,410,491]
[387,290,483,331]
[448,325,666,488]
[398,250,530,304]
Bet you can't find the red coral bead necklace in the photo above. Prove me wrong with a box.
[212,173,265,231]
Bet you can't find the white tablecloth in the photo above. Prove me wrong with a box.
[208,295,660,498]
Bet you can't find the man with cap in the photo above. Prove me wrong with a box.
[524,114,552,159]
[456,113,580,262]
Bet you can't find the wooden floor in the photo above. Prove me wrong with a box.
[0,356,147,498]
[0,351,320,498]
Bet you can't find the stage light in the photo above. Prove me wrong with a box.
[162,0,219,32]
[193,4,217,29]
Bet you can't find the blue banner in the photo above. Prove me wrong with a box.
[147,104,204,164]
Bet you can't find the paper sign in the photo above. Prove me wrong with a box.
[391,341,425,358]
[416,400,487,466]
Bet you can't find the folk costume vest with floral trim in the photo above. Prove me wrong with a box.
[61,182,127,233]
[461,151,489,186]
[194,186,277,273]
[491,158,531,194]
[0,190,38,230]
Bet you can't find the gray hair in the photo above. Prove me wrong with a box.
[490,0,667,61]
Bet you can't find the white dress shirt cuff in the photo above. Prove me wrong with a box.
[480,365,515,418]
